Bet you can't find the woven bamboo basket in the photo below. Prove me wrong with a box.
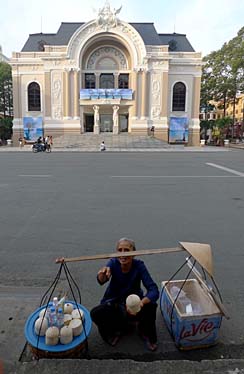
[29,340,87,359]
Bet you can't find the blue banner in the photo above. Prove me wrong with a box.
[23,117,43,141]
[80,89,133,100]
[169,117,188,143]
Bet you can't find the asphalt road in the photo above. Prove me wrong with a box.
[1,151,244,370]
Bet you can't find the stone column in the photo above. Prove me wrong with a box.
[189,75,201,146]
[63,69,70,119]
[161,72,169,118]
[93,105,100,134]
[130,70,138,119]
[113,105,119,134]
[140,70,146,119]
[140,70,147,119]
[145,70,150,118]
[192,76,201,119]
[12,75,21,118]
[12,71,22,145]
[95,73,100,89]
[44,72,51,118]
[114,73,119,89]
[73,69,80,119]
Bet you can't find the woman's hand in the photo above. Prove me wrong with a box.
[140,297,150,308]
[55,257,65,263]
[97,266,111,284]
[126,297,150,315]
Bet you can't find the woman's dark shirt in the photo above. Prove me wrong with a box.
[100,258,159,305]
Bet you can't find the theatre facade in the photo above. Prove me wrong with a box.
[10,2,202,146]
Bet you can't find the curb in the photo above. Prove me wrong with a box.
[0,147,231,152]
[4,358,244,374]
[229,145,244,150]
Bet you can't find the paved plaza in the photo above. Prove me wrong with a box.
[0,133,237,152]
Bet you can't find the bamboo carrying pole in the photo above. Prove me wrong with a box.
[60,247,184,263]
[56,244,229,320]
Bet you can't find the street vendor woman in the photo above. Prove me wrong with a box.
[90,237,159,351]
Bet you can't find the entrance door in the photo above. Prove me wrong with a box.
[85,114,94,132]
[119,114,128,132]
[100,114,113,132]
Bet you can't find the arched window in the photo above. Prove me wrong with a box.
[85,74,96,89]
[100,74,114,89]
[28,82,41,111]
[119,74,129,89]
[172,82,186,111]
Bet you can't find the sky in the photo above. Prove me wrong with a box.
[1,0,244,58]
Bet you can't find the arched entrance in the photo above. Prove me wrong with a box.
[84,105,129,133]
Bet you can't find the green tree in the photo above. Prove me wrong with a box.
[201,49,235,116]
[0,62,13,118]
[201,26,244,125]
[201,51,218,111]
[223,27,244,125]
[0,117,12,140]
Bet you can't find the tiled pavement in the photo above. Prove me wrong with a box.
[54,133,171,150]
[0,133,237,151]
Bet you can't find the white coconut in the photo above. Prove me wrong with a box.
[60,325,73,344]
[34,317,48,336]
[39,308,48,319]
[69,318,83,337]
[71,308,84,320]
[64,303,74,314]
[63,314,72,326]
[45,326,59,346]
[126,294,141,315]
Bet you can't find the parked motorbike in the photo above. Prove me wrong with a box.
[32,142,47,153]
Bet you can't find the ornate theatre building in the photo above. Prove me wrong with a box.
[10,2,202,146]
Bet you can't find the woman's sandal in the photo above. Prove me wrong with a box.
[138,331,158,351]
[144,338,158,352]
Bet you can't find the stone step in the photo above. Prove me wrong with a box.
[53,134,170,149]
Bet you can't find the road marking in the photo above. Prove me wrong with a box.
[18,174,51,177]
[206,163,244,177]
[110,175,241,178]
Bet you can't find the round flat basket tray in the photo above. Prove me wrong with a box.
[25,301,92,358]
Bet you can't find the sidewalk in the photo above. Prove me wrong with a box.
[0,145,233,152]
[1,286,244,374]
[229,142,244,150]
[0,133,237,152]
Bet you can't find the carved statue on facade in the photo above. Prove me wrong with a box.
[53,79,61,99]
[95,1,122,30]
[93,105,100,126]
[113,105,119,127]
